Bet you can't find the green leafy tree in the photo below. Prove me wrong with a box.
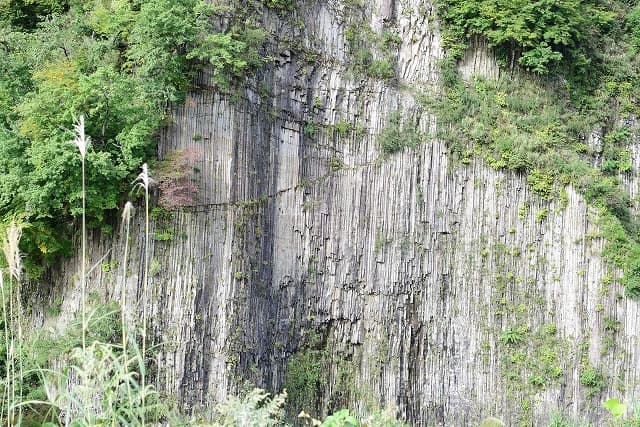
[0,0,69,29]
[0,0,268,273]
[437,0,614,73]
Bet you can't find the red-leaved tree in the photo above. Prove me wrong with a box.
[156,147,202,210]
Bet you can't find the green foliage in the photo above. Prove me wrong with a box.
[304,122,317,137]
[0,0,68,29]
[321,409,359,427]
[527,170,554,200]
[579,366,606,392]
[435,0,615,74]
[426,68,640,296]
[599,213,640,298]
[48,340,166,425]
[500,325,527,345]
[378,111,422,154]
[334,120,352,137]
[546,412,586,427]
[535,209,548,224]
[498,322,567,410]
[153,228,174,241]
[604,316,621,332]
[0,302,122,425]
[0,0,269,272]
[187,29,267,89]
[263,0,295,11]
[426,75,576,181]
[604,398,627,419]
[284,347,326,415]
[626,7,640,51]
[345,21,397,81]
[208,388,287,427]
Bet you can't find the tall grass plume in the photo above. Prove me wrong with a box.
[132,163,154,425]
[2,221,23,426]
[70,115,90,352]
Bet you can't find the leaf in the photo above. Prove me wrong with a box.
[604,398,627,418]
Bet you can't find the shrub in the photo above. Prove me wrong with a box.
[378,111,422,154]
[500,326,528,345]
[156,147,202,210]
[627,7,640,50]
[321,409,359,427]
[435,0,615,74]
[579,366,606,391]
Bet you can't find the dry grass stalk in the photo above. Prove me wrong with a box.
[70,115,89,351]
[2,221,22,283]
[120,201,134,394]
[1,221,23,426]
[133,163,154,426]
[71,115,89,160]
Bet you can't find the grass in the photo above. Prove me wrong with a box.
[0,118,159,426]
[2,221,25,425]
[70,115,89,353]
[132,162,153,423]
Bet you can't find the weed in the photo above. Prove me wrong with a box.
[580,366,606,393]
[536,209,548,223]
[500,326,528,345]
[378,111,422,154]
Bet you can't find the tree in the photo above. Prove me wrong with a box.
[437,0,614,73]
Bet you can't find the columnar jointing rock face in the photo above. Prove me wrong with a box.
[41,0,640,426]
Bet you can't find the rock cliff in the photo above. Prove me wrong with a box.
[34,0,640,425]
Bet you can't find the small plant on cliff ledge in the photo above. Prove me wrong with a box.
[378,111,422,154]
[580,366,606,396]
[500,326,528,345]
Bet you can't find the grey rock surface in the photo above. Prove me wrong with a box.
[35,1,640,425]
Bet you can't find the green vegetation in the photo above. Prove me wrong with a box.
[421,46,640,296]
[604,398,627,419]
[345,19,399,81]
[579,366,606,395]
[0,300,126,425]
[378,111,423,154]
[500,325,527,345]
[435,0,615,74]
[0,0,269,275]
[284,345,326,414]
[430,1,640,301]
[320,409,359,427]
[500,324,566,392]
